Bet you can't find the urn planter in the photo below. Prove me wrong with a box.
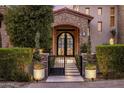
[85,63,96,80]
[85,69,96,79]
[33,63,45,81]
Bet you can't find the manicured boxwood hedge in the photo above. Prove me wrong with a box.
[0,48,33,81]
[96,45,124,78]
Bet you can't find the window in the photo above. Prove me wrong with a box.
[98,21,102,32]
[110,7,115,15]
[98,8,102,15]
[110,7,115,27]
[110,16,115,27]
[85,8,90,15]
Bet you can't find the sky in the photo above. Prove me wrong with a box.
[54,5,72,10]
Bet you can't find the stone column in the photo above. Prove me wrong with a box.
[41,53,49,78]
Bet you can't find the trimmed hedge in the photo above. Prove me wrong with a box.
[0,48,33,81]
[96,45,124,78]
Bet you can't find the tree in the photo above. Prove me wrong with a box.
[5,5,54,50]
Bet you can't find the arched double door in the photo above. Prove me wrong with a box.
[57,33,74,56]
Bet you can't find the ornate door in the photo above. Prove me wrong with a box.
[57,33,74,56]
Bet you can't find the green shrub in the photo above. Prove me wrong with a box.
[5,6,53,50]
[85,63,96,70]
[96,44,124,78]
[80,43,87,53]
[0,48,33,81]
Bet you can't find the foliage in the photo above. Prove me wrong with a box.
[110,29,116,38]
[35,31,40,49]
[87,30,92,63]
[33,49,41,62]
[87,33,91,54]
[5,5,54,50]
[85,63,96,70]
[96,45,124,78]
[0,48,33,81]
[80,43,87,53]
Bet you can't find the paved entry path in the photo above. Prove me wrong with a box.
[22,79,124,88]
[46,76,84,82]
[1,80,124,88]
[46,57,84,82]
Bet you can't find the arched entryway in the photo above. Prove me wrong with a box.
[57,32,74,56]
[52,25,80,56]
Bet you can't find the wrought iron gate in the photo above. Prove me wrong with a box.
[48,56,65,75]
[75,55,84,76]
[48,55,84,76]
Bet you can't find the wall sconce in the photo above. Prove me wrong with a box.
[80,32,86,37]
[109,38,114,45]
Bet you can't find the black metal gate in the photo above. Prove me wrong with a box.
[75,55,85,76]
[48,56,65,75]
[48,55,84,76]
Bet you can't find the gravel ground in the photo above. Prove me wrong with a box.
[1,79,124,88]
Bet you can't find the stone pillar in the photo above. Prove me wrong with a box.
[40,53,49,78]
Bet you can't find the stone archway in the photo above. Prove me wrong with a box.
[52,7,93,56]
[52,25,79,56]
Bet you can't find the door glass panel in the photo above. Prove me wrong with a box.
[58,33,65,55]
[58,33,73,56]
[67,33,73,55]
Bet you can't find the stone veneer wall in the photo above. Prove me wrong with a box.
[0,21,10,47]
[0,6,10,48]
[53,12,89,46]
[40,53,49,78]
[118,6,124,44]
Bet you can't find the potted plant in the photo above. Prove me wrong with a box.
[33,31,45,81]
[33,49,45,81]
[80,43,88,53]
[85,63,96,80]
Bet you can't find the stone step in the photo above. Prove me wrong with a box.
[65,68,78,70]
[65,70,79,73]
[65,69,79,71]
[65,65,77,67]
[66,64,76,66]
[65,66,77,68]
[65,72,80,76]
[66,64,76,65]
[46,76,84,82]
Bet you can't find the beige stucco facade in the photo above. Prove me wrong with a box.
[118,6,124,44]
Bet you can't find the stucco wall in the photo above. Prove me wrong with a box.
[77,5,118,52]
[118,6,124,44]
